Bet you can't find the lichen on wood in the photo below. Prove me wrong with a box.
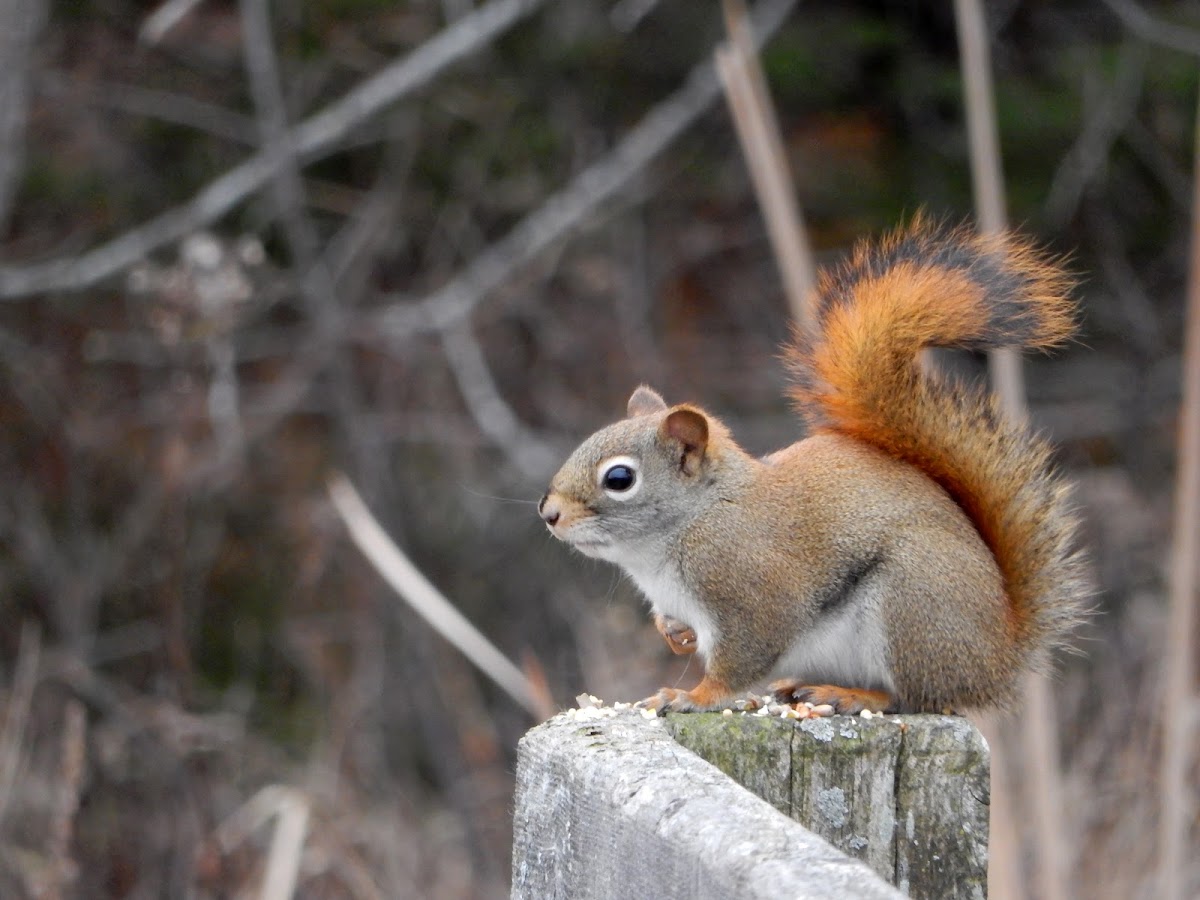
[664,712,989,900]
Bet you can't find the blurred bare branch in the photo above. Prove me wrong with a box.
[237,0,390,506]
[2,471,168,653]
[1101,0,1200,56]
[373,0,800,339]
[322,121,415,287]
[1045,42,1147,226]
[239,0,326,282]
[328,473,553,721]
[610,0,661,32]
[36,71,258,145]
[1125,119,1193,210]
[0,0,553,298]
[0,0,45,230]
[0,325,61,424]
[438,322,562,472]
[1084,208,1164,356]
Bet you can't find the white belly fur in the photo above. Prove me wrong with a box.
[617,540,892,691]
[769,582,896,692]
[623,561,719,664]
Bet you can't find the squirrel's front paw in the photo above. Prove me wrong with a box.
[637,676,734,715]
[638,686,686,715]
[637,687,699,714]
[771,681,897,715]
[654,614,698,655]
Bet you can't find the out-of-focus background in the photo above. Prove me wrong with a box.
[0,0,1196,896]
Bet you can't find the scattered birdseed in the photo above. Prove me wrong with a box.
[566,691,885,720]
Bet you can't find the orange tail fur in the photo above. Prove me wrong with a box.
[786,217,1089,663]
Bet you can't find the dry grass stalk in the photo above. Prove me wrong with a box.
[260,789,311,900]
[953,0,1071,897]
[214,786,312,900]
[971,712,1022,900]
[0,620,40,829]
[715,0,815,325]
[1157,77,1200,900]
[138,0,203,44]
[44,699,86,900]
[327,473,553,720]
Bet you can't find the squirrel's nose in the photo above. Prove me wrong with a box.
[539,493,560,527]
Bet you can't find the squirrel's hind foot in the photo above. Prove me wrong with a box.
[770,681,897,715]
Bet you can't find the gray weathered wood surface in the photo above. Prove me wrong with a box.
[512,709,903,900]
[665,712,990,900]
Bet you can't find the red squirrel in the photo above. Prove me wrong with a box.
[538,219,1089,714]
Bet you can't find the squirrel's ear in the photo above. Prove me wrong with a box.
[661,408,708,476]
[627,385,668,417]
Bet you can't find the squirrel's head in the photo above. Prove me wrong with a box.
[538,385,746,562]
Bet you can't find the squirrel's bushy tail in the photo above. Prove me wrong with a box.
[786,216,1089,663]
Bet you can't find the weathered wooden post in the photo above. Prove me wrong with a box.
[667,712,989,898]
[512,707,988,899]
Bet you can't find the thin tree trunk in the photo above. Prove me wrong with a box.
[1157,77,1200,900]
[954,1,1072,898]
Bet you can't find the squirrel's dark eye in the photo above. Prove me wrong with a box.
[597,456,641,500]
[602,465,636,492]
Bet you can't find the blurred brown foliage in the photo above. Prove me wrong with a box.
[0,0,1196,896]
